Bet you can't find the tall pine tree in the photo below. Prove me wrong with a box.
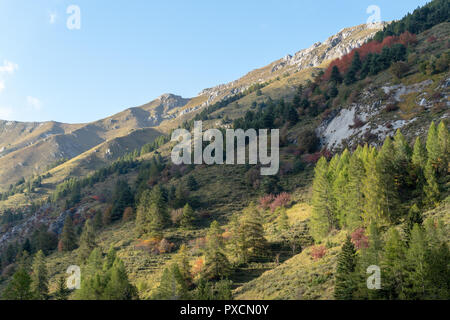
[31,250,49,300]
[334,236,357,300]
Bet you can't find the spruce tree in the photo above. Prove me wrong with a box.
[102,258,138,300]
[31,250,49,300]
[180,203,195,229]
[404,204,423,241]
[351,51,362,72]
[334,236,357,300]
[76,249,105,300]
[54,275,70,300]
[425,242,450,299]
[330,66,343,84]
[111,180,134,221]
[135,186,169,236]
[60,215,77,252]
[78,219,96,263]
[287,106,299,125]
[187,175,199,191]
[2,267,33,300]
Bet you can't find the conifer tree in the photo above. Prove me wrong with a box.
[393,130,412,201]
[332,150,350,228]
[376,137,401,222]
[363,148,380,225]
[187,175,199,191]
[238,203,268,262]
[425,242,450,300]
[381,228,406,299]
[311,157,336,241]
[103,246,117,271]
[135,186,169,236]
[424,160,440,206]
[60,215,77,252]
[84,248,104,278]
[175,244,192,285]
[330,66,343,84]
[31,250,48,300]
[345,151,365,229]
[404,224,428,299]
[2,267,33,300]
[404,204,423,241]
[351,51,362,72]
[203,221,231,280]
[54,275,70,300]
[76,249,106,300]
[103,258,138,300]
[436,121,449,176]
[426,122,440,168]
[278,207,290,231]
[180,203,195,229]
[111,180,134,221]
[193,278,215,300]
[354,221,384,300]
[155,264,189,300]
[287,106,299,125]
[334,236,357,300]
[412,137,427,168]
[411,137,427,199]
[93,210,103,231]
[78,219,96,263]
[214,279,233,300]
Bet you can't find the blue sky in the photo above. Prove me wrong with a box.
[0,0,429,123]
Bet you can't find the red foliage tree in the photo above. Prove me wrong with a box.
[270,192,291,212]
[310,245,327,260]
[259,194,275,210]
[323,32,416,81]
[351,228,369,250]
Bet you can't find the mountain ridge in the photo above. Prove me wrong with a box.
[0,23,386,190]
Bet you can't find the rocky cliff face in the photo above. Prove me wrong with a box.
[198,23,387,106]
[280,23,388,71]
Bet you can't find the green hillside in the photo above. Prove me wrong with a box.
[0,0,448,301]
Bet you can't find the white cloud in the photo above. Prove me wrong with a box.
[0,60,18,75]
[0,80,4,92]
[27,96,42,111]
[0,106,14,120]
